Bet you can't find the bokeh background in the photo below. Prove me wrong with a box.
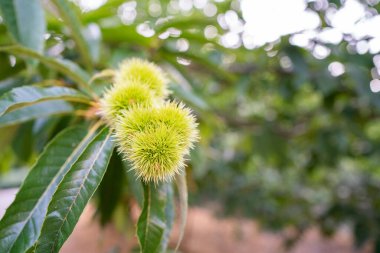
[2,0,380,252]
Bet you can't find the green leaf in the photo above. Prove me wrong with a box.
[163,62,210,111]
[102,26,155,48]
[161,183,174,253]
[51,0,93,68]
[0,77,25,96]
[96,151,125,226]
[0,85,91,117]
[34,127,114,253]
[163,48,236,83]
[169,83,210,111]
[175,172,188,252]
[11,121,34,164]
[0,0,45,52]
[137,182,169,253]
[0,46,94,96]
[0,124,100,253]
[0,101,78,128]
[33,117,63,152]
[125,163,144,207]
[89,69,115,84]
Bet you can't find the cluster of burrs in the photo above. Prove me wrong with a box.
[100,59,199,183]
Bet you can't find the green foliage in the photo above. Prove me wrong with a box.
[0,1,199,252]
[0,46,92,95]
[0,126,93,253]
[0,0,45,52]
[174,171,188,251]
[0,101,78,128]
[96,151,126,226]
[34,127,114,253]
[50,0,94,69]
[137,182,172,253]
[0,86,90,116]
[1,0,380,252]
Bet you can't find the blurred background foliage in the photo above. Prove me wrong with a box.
[2,0,380,251]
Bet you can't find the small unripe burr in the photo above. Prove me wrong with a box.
[114,58,170,99]
[100,58,199,183]
[100,81,155,123]
[114,102,199,183]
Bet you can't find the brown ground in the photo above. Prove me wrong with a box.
[0,188,372,253]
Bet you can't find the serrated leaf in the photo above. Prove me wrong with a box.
[0,0,45,52]
[137,182,169,253]
[175,172,188,252]
[0,46,94,96]
[0,100,79,128]
[0,124,100,253]
[34,127,114,253]
[0,85,91,117]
